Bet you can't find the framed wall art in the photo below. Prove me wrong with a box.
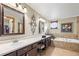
[61,23,72,32]
[39,21,44,33]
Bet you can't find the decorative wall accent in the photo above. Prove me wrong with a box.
[39,21,44,33]
[61,23,72,32]
[30,14,37,34]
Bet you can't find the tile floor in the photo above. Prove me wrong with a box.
[43,47,79,56]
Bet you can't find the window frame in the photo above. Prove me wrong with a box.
[50,21,58,29]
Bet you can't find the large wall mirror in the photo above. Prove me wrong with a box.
[0,4,25,35]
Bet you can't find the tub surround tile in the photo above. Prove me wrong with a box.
[51,38,79,52]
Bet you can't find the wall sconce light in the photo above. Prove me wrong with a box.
[23,7,28,13]
[18,4,23,10]
[16,3,28,13]
[8,3,28,13]
[39,18,46,22]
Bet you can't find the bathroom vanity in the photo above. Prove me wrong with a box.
[0,35,51,56]
[4,42,38,56]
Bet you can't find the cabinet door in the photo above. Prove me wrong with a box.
[21,54,26,56]
[45,39,50,48]
[17,45,32,56]
[27,48,37,56]
[32,43,38,48]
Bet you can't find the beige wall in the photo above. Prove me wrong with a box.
[24,4,49,36]
[0,4,50,41]
[49,17,77,37]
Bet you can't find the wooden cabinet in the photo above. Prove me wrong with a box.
[32,43,38,48]
[17,45,32,56]
[4,43,38,56]
[45,37,51,48]
[26,43,38,56]
[27,48,37,56]
[17,48,27,56]
[21,54,26,56]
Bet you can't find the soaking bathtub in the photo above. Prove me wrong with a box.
[51,38,79,52]
[52,38,79,44]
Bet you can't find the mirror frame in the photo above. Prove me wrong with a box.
[0,4,25,36]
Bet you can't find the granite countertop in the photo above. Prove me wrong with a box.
[0,36,42,56]
[0,35,51,56]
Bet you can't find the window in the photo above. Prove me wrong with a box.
[50,21,58,29]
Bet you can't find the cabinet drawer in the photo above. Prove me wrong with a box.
[26,45,32,51]
[32,43,38,48]
[5,51,16,56]
[17,45,32,56]
[21,54,26,56]
[27,48,37,56]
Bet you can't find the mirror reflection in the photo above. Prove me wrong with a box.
[4,16,15,34]
[3,5,24,34]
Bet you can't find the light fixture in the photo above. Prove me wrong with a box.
[7,3,28,13]
[18,4,23,10]
[39,18,46,22]
[23,7,27,13]
[4,16,7,19]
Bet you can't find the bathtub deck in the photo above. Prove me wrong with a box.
[43,46,79,56]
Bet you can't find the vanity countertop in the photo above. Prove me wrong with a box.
[0,36,42,56]
[0,35,51,56]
